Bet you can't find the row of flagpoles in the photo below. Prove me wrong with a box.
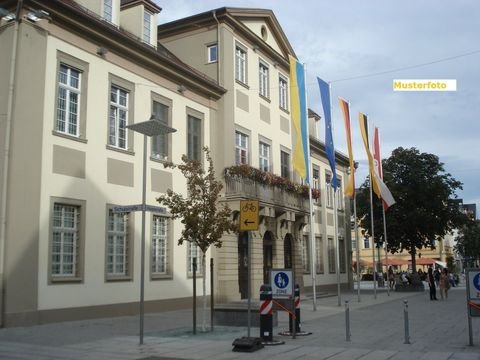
[288,55,396,307]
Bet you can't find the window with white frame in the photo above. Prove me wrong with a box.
[187,114,202,161]
[259,62,269,98]
[328,237,335,273]
[336,178,343,211]
[235,131,248,165]
[207,44,218,63]
[364,237,370,249]
[316,236,324,274]
[143,9,152,43]
[187,242,202,274]
[109,85,129,149]
[259,141,270,172]
[302,235,310,273]
[279,75,288,110]
[352,237,357,250]
[56,64,81,137]
[151,99,170,160]
[151,215,168,275]
[103,0,113,22]
[235,46,247,84]
[51,203,80,278]
[281,150,290,179]
[313,168,320,203]
[107,210,130,277]
[326,173,334,208]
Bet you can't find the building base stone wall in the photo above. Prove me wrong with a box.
[5,296,201,328]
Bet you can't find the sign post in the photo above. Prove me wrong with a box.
[239,200,259,338]
[466,269,480,345]
[271,269,295,338]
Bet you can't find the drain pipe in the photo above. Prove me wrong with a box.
[212,10,220,85]
[0,0,23,327]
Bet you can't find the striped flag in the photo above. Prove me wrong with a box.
[318,77,337,190]
[289,55,309,183]
[373,127,395,210]
[359,113,395,208]
[339,97,355,198]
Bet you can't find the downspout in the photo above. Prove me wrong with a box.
[212,10,220,85]
[0,0,23,327]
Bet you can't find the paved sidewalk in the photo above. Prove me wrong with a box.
[0,285,479,359]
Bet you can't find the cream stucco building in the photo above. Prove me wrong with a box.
[0,0,352,327]
[157,8,352,302]
[0,0,225,327]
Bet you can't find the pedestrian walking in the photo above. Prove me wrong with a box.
[388,266,395,290]
[434,268,440,287]
[427,267,438,300]
[439,268,450,300]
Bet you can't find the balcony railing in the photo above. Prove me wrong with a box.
[224,176,309,213]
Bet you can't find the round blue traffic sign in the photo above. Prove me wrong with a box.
[274,272,289,289]
[474,273,480,291]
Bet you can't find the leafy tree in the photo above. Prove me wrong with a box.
[157,147,236,332]
[356,147,465,272]
[455,220,480,268]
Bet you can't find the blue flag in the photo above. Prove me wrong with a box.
[317,77,337,190]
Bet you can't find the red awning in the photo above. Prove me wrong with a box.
[408,258,437,265]
[352,259,372,266]
[380,258,409,266]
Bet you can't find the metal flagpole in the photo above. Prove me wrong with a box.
[375,127,389,296]
[308,184,317,311]
[303,63,317,311]
[369,174,377,299]
[369,167,377,299]
[334,190,341,306]
[354,196,361,302]
[383,208,389,295]
[328,82,341,307]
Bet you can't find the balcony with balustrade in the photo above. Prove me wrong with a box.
[223,165,318,214]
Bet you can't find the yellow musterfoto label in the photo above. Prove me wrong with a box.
[393,79,456,91]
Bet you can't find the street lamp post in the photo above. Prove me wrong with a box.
[126,117,176,345]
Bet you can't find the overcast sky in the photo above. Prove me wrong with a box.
[157,0,480,214]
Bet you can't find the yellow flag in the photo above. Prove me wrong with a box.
[339,98,355,198]
[358,112,380,197]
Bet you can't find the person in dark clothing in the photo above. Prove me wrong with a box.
[428,267,438,300]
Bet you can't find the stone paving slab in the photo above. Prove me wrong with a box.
[1,285,480,359]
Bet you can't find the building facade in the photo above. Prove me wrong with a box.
[157,8,352,302]
[0,0,224,327]
[0,1,351,326]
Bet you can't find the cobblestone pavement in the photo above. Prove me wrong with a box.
[0,284,479,359]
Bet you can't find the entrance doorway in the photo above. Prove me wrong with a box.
[238,232,248,299]
[263,231,274,284]
[284,234,293,269]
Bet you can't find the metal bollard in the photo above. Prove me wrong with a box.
[259,284,273,342]
[345,300,351,342]
[289,284,301,333]
[403,300,410,344]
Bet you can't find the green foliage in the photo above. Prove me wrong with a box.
[157,147,236,253]
[455,219,480,265]
[356,147,465,268]
[157,147,236,332]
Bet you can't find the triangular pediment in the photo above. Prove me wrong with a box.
[224,8,296,60]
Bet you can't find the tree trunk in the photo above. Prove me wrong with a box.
[202,251,207,332]
[410,248,416,273]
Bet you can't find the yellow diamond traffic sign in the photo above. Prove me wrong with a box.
[239,200,259,231]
